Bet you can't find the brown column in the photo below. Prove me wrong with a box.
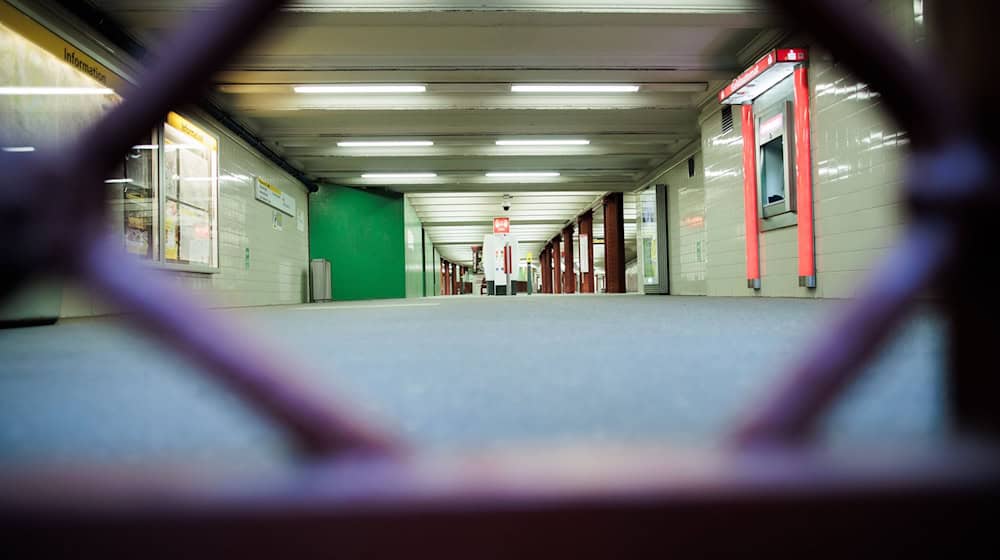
[451,263,459,295]
[551,235,562,294]
[441,261,451,296]
[579,210,595,293]
[604,192,626,293]
[562,224,575,294]
[540,245,552,294]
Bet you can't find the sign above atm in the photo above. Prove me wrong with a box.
[493,217,511,234]
[719,48,808,105]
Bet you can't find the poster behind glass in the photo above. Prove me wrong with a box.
[163,113,217,267]
[640,188,658,285]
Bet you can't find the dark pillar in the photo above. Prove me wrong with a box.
[604,192,626,293]
[443,260,451,295]
[540,245,552,294]
[579,210,595,293]
[551,235,562,294]
[451,262,459,295]
[562,224,575,294]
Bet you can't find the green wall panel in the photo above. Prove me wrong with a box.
[310,185,405,301]
[403,196,425,298]
[422,229,436,297]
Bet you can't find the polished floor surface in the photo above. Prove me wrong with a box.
[0,294,945,469]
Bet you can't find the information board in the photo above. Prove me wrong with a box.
[255,177,296,217]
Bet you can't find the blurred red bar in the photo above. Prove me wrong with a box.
[741,104,761,289]
[794,66,816,286]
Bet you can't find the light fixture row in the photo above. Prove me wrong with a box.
[338,139,590,148]
[362,172,561,180]
[296,84,640,94]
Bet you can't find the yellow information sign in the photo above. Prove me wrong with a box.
[0,1,128,93]
[167,111,218,151]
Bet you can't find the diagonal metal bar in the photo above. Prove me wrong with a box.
[0,0,407,458]
[765,0,965,147]
[81,236,403,457]
[2,445,999,558]
[67,0,289,186]
[732,221,955,445]
[730,0,989,446]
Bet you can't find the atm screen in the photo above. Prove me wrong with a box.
[761,136,785,206]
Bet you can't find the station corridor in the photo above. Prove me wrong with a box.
[0,295,943,468]
[1,0,997,555]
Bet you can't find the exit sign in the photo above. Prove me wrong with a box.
[493,217,510,234]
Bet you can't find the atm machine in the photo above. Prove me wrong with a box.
[483,233,519,296]
[718,47,816,291]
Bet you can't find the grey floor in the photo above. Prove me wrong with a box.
[0,294,946,470]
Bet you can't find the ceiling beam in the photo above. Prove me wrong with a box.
[422,219,566,227]
[281,145,684,159]
[377,183,634,194]
[433,240,550,246]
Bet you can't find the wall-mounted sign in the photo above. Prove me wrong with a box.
[167,112,217,151]
[718,48,808,105]
[493,217,510,234]
[255,177,296,216]
[0,2,128,93]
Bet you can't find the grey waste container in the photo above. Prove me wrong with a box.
[310,258,332,302]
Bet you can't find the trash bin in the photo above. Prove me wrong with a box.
[310,258,331,302]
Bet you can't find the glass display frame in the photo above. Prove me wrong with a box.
[157,111,220,273]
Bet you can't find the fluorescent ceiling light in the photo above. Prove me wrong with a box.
[295,85,426,94]
[131,144,159,150]
[511,84,639,93]
[486,172,561,178]
[0,86,114,95]
[496,139,590,146]
[2,146,35,152]
[104,178,132,184]
[339,141,434,147]
[362,173,438,179]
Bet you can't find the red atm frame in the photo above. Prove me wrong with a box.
[720,48,816,289]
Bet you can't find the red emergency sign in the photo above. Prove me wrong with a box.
[493,217,510,234]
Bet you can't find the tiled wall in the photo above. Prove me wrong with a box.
[700,111,750,297]
[663,152,707,296]
[403,196,425,298]
[422,229,437,297]
[693,0,918,298]
[174,123,311,308]
[59,112,312,316]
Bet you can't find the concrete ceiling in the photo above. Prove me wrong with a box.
[86,0,776,266]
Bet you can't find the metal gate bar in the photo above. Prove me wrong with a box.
[1,0,998,556]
